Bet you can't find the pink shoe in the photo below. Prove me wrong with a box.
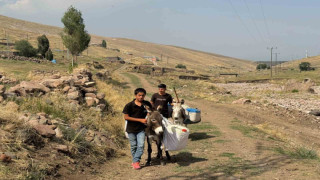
[132,162,141,170]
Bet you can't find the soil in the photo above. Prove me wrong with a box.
[63,72,320,180]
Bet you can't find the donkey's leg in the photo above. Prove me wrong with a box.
[157,141,166,165]
[146,137,152,166]
[165,150,171,161]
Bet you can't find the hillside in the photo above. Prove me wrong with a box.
[0,15,255,73]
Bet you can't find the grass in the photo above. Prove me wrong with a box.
[189,122,222,137]
[274,147,319,160]
[121,72,142,88]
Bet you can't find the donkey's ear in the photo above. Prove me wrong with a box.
[157,105,163,112]
[181,99,185,104]
[145,105,152,113]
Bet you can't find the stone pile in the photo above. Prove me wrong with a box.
[1,54,44,63]
[4,68,107,111]
[0,72,17,84]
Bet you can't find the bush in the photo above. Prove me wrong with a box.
[256,63,267,70]
[45,49,54,60]
[102,40,107,48]
[299,62,314,71]
[14,40,37,57]
[37,35,50,58]
[176,64,186,69]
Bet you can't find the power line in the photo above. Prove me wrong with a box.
[243,0,266,43]
[228,0,257,42]
[259,0,271,42]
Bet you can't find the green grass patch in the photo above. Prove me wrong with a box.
[214,139,230,143]
[274,147,319,160]
[189,122,222,137]
[121,72,142,88]
[230,124,262,138]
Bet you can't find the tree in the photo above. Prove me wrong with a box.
[299,62,314,71]
[102,40,107,48]
[256,63,267,70]
[14,40,37,57]
[37,35,50,58]
[45,49,54,60]
[61,6,91,67]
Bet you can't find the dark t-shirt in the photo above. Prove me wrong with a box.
[151,93,173,118]
[122,99,152,133]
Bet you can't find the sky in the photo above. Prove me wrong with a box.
[1,0,320,62]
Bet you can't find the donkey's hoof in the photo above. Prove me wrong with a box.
[160,161,166,166]
[146,162,151,166]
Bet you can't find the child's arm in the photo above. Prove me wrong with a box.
[124,114,147,124]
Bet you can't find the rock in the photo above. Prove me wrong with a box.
[28,119,40,127]
[55,127,63,138]
[8,81,50,96]
[33,124,56,137]
[94,98,100,104]
[309,110,320,116]
[96,93,105,100]
[85,93,96,99]
[97,104,106,111]
[85,97,96,107]
[51,74,61,79]
[82,87,97,93]
[63,86,71,93]
[85,130,95,142]
[84,82,96,87]
[0,96,4,103]
[0,153,11,162]
[308,87,315,94]
[232,98,251,105]
[41,79,64,88]
[54,145,69,153]
[0,85,5,94]
[67,91,80,100]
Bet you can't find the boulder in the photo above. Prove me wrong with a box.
[41,79,64,88]
[67,91,80,100]
[0,85,5,94]
[63,86,71,93]
[82,87,97,93]
[85,97,96,107]
[33,124,56,138]
[85,93,96,99]
[232,98,251,105]
[96,93,105,100]
[55,127,63,138]
[54,145,69,153]
[84,82,96,87]
[8,81,50,96]
[51,74,61,79]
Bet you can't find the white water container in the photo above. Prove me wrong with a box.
[186,108,201,123]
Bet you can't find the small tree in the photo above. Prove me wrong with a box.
[102,40,107,48]
[176,64,186,69]
[299,62,312,71]
[37,35,50,58]
[256,63,267,70]
[14,40,37,57]
[61,6,91,67]
[45,49,54,60]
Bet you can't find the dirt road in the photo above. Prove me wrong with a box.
[92,73,320,180]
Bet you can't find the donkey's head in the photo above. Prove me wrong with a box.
[172,99,185,125]
[145,105,164,135]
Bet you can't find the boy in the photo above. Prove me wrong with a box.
[151,84,173,118]
[123,88,152,170]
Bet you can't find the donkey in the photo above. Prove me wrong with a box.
[172,99,187,126]
[145,105,171,165]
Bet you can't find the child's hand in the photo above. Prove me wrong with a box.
[141,119,147,124]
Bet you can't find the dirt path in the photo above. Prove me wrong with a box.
[92,72,320,180]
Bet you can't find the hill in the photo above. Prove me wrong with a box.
[0,15,255,73]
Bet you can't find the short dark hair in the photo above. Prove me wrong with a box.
[134,88,146,95]
[158,84,166,89]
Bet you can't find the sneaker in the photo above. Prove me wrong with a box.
[132,162,141,170]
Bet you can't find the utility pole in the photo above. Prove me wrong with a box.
[267,47,277,78]
[273,52,280,74]
[305,50,308,58]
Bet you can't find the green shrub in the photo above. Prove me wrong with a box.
[291,89,299,93]
[14,40,37,57]
[37,34,50,58]
[299,62,314,71]
[102,40,107,48]
[45,49,54,60]
[176,64,186,69]
[256,63,267,70]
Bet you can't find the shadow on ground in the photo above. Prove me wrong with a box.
[189,132,215,141]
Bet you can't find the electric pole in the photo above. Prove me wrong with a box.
[273,52,280,74]
[267,47,277,78]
